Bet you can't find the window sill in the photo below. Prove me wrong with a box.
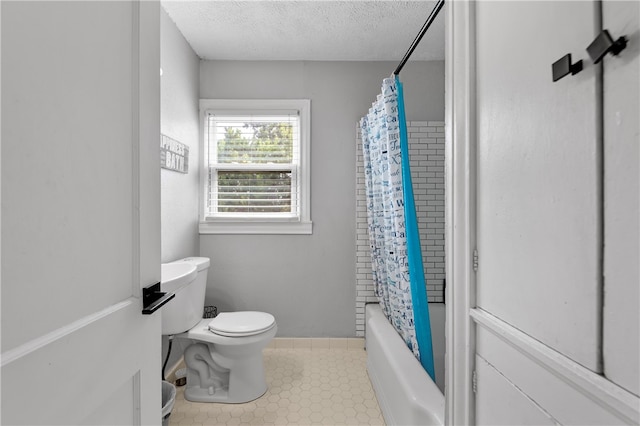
[199,220,313,235]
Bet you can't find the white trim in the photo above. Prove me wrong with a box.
[199,220,312,235]
[471,308,640,425]
[200,98,309,112]
[131,0,140,297]
[132,370,142,426]
[199,99,312,234]
[212,163,296,172]
[445,1,477,425]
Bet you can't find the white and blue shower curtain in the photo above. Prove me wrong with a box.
[360,76,435,380]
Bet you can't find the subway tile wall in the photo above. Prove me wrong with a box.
[355,121,446,337]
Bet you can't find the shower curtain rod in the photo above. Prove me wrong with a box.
[393,0,445,75]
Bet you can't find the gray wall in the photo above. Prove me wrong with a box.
[160,8,200,371]
[160,9,200,264]
[199,60,445,337]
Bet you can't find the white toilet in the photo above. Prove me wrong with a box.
[161,257,277,403]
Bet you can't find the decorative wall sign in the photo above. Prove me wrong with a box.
[161,134,189,173]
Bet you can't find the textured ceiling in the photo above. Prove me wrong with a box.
[161,1,445,61]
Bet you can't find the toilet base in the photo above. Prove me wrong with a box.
[183,348,269,403]
[178,318,276,404]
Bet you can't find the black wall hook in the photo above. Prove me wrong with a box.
[587,30,628,64]
[552,54,583,82]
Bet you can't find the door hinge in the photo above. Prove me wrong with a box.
[472,370,477,393]
[473,249,479,272]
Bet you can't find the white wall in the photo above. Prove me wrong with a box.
[199,60,445,337]
[160,9,200,264]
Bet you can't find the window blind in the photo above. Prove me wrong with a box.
[206,112,301,218]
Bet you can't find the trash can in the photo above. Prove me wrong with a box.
[175,368,187,387]
[161,380,176,426]
[203,305,217,318]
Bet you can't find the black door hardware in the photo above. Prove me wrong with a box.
[142,282,175,315]
[587,30,628,64]
[552,54,583,82]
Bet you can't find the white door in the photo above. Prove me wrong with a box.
[602,0,639,397]
[1,1,162,424]
[475,0,601,370]
[447,1,640,424]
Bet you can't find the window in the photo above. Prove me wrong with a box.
[199,99,312,234]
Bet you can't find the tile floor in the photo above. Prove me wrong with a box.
[169,340,385,425]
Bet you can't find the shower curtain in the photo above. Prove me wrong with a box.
[360,76,435,380]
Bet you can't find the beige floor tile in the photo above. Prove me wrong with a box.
[292,338,312,349]
[170,347,385,425]
[329,338,349,349]
[310,338,332,350]
[348,338,365,350]
[274,338,295,349]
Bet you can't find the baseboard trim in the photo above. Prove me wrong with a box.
[164,357,185,384]
[267,337,365,350]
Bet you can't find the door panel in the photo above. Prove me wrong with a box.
[82,375,136,426]
[602,0,640,396]
[1,301,158,424]
[475,1,601,370]
[475,355,556,426]
[1,0,135,351]
[1,1,161,424]
[475,321,637,424]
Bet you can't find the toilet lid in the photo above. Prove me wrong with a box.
[208,311,275,337]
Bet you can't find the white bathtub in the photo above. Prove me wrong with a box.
[365,303,445,426]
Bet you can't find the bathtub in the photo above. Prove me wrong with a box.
[365,303,445,426]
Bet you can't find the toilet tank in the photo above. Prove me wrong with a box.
[161,257,210,335]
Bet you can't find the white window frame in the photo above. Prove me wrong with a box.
[199,99,312,234]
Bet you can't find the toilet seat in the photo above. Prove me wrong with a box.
[208,311,276,337]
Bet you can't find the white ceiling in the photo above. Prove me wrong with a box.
[161,1,445,62]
